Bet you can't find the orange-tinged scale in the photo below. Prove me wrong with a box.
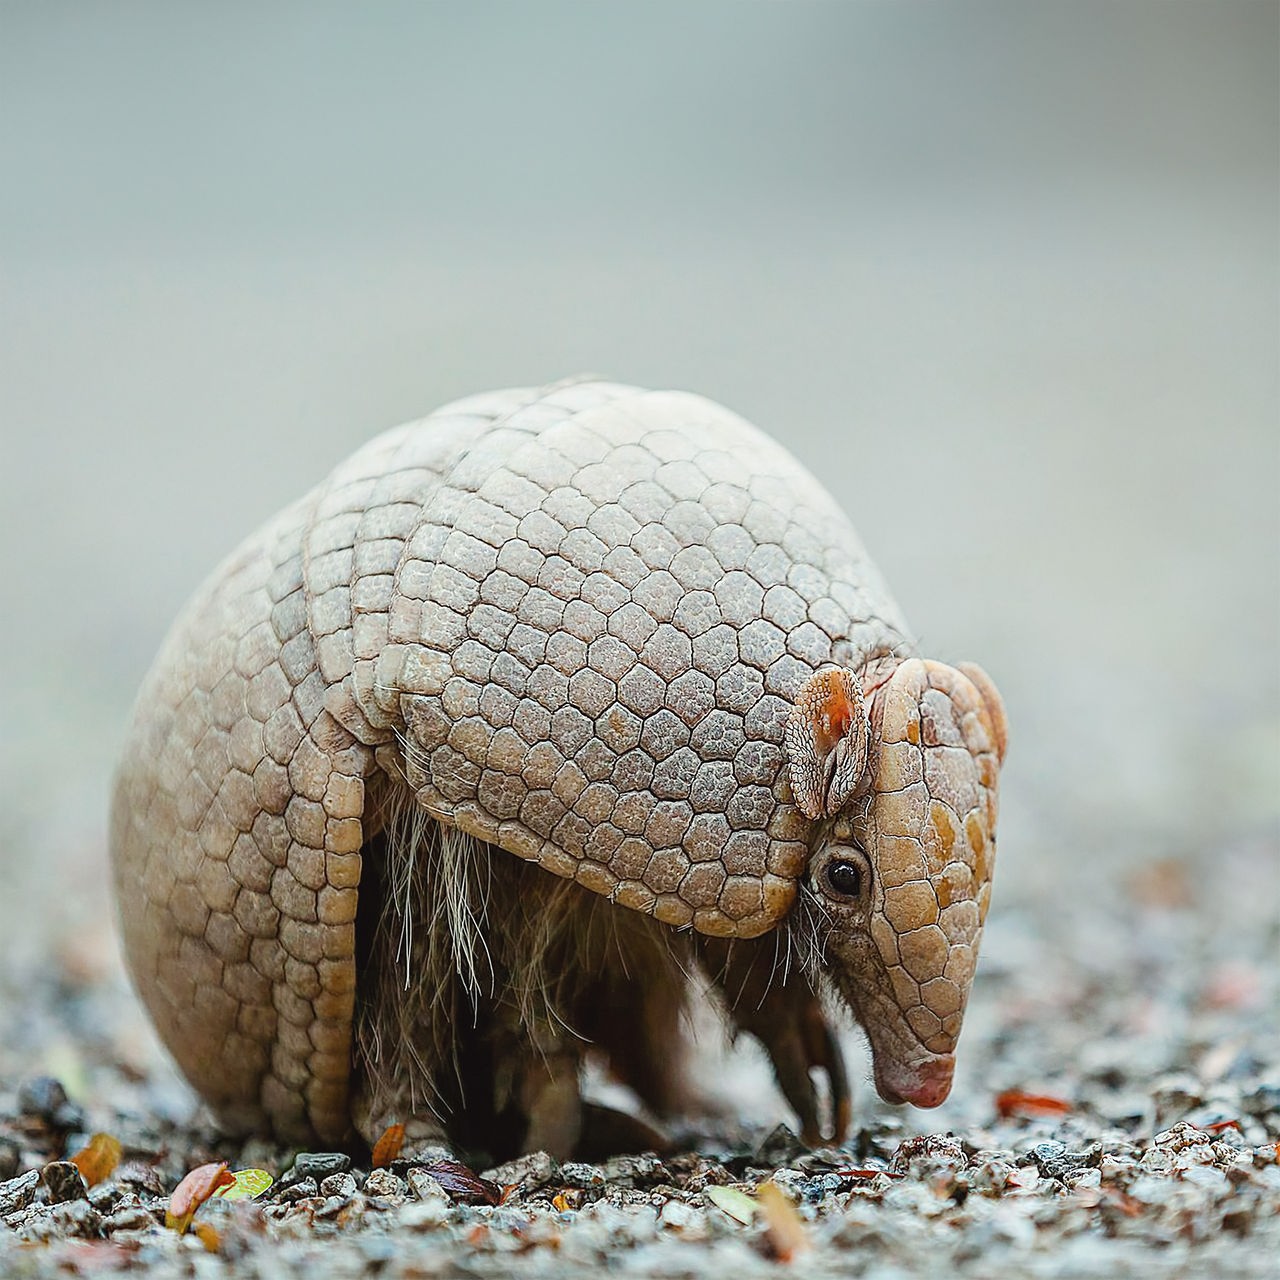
[968,813,990,883]
[937,874,954,911]
[930,803,956,859]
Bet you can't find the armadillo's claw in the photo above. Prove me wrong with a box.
[696,936,852,1145]
[759,1014,822,1143]
[745,996,851,1147]
[809,1015,851,1146]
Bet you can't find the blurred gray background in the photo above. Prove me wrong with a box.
[1,2,1276,1023]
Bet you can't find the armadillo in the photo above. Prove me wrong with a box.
[110,380,1007,1159]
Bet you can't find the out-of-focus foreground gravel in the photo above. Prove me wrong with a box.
[1,829,1276,1278]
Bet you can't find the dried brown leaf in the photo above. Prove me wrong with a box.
[371,1123,405,1169]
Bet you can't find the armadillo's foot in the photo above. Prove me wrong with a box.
[352,1092,455,1162]
[698,938,851,1146]
[578,972,696,1121]
[511,1044,584,1161]
[577,1101,671,1160]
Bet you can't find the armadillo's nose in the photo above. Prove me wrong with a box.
[875,1054,955,1109]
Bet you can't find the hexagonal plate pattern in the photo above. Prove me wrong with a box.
[110,380,911,1143]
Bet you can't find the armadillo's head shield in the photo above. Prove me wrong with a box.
[787,658,1007,1108]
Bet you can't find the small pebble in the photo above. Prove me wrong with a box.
[104,1202,159,1234]
[400,1198,450,1231]
[41,1160,87,1203]
[16,1077,84,1131]
[87,1180,125,1212]
[276,1177,318,1203]
[1030,1141,1097,1181]
[601,1153,668,1187]
[363,1167,404,1198]
[658,1198,703,1234]
[406,1168,450,1203]
[890,1135,966,1175]
[319,1172,357,1199]
[1180,1165,1230,1196]
[560,1162,606,1190]
[0,1169,41,1215]
[484,1150,561,1191]
[285,1152,351,1184]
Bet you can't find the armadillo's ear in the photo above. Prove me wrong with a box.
[786,669,870,820]
[956,662,1008,765]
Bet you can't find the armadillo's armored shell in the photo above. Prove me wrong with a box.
[321,382,911,935]
[111,380,912,1143]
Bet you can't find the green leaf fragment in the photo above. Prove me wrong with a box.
[214,1168,274,1201]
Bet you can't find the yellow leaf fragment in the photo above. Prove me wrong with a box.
[191,1221,222,1253]
[69,1133,122,1187]
[756,1181,810,1262]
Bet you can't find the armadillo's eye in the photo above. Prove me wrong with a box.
[824,858,864,900]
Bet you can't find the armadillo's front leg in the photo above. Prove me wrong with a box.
[698,938,851,1146]
[490,1008,585,1160]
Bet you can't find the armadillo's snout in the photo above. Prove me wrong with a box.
[874,1053,955,1109]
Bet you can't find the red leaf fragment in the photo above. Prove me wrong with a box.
[1199,1118,1242,1134]
[418,1159,502,1206]
[995,1089,1073,1119]
[166,1162,234,1233]
[371,1123,405,1169]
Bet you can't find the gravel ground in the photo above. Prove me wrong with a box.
[1,9,1274,1276]
[1,828,1275,1278]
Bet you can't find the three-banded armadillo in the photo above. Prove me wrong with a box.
[110,380,1007,1159]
